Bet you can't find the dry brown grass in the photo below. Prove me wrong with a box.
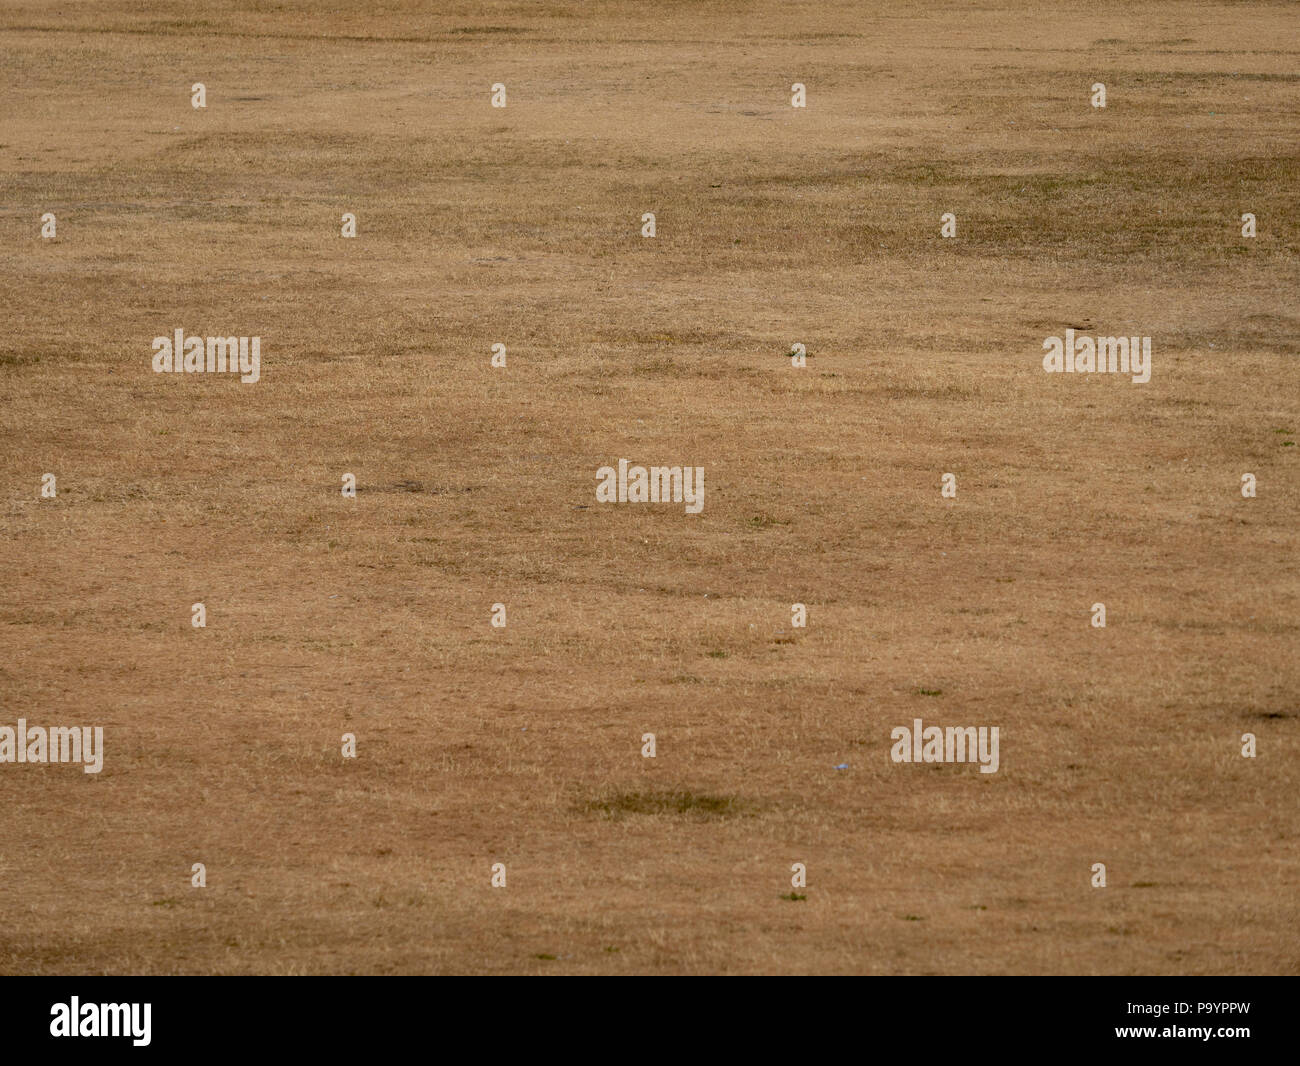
[0,0,1297,975]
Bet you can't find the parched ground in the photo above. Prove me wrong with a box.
[0,0,1296,975]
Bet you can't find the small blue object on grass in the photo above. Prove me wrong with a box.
[834,763,849,770]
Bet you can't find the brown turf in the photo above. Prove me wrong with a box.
[0,0,1296,974]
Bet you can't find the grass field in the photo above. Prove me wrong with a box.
[1,0,1297,975]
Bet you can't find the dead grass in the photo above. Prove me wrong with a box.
[0,0,1296,975]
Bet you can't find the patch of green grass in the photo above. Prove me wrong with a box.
[918,688,943,696]
[780,892,807,901]
[631,356,682,376]
[582,789,748,819]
